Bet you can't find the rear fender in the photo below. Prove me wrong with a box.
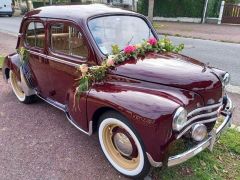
[2,53,35,96]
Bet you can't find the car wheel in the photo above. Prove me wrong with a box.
[9,70,36,104]
[98,111,150,179]
[8,14,12,17]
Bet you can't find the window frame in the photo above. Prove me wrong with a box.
[47,19,90,62]
[24,20,46,51]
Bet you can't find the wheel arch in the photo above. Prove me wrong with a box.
[91,106,123,134]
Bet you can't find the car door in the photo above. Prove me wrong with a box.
[45,20,94,130]
[23,19,52,98]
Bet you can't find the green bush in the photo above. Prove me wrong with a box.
[138,0,205,18]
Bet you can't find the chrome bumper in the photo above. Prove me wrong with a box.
[147,97,234,167]
[168,97,234,167]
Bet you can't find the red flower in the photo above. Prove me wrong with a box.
[124,45,137,54]
[148,38,157,46]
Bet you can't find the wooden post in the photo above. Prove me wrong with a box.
[202,0,209,23]
[218,1,225,24]
[148,0,155,23]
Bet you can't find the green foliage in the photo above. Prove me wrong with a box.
[17,47,29,65]
[153,129,240,179]
[0,56,4,69]
[75,37,184,96]
[138,0,205,18]
[111,44,121,55]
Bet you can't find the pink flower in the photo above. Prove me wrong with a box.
[148,38,157,46]
[106,57,115,67]
[124,45,136,54]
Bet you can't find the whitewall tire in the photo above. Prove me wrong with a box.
[9,70,36,104]
[98,111,150,179]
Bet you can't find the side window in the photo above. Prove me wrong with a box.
[26,22,45,49]
[50,23,88,58]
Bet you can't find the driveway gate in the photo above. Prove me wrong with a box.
[222,3,240,24]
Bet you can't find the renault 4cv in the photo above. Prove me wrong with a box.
[2,4,233,179]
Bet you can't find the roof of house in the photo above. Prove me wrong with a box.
[25,4,137,22]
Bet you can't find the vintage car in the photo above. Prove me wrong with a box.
[2,4,234,179]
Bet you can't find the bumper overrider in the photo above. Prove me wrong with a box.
[148,96,234,167]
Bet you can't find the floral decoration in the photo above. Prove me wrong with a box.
[75,36,184,97]
[17,47,29,65]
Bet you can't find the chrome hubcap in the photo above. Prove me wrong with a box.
[113,132,133,157]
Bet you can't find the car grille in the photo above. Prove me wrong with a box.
[176,102,223,139]
[187,102,223,125]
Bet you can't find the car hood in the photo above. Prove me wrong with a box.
[110,52,223,104]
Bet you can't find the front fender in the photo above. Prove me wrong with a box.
[87,77,204,162]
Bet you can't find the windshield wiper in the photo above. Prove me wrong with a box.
[127,35,134,45]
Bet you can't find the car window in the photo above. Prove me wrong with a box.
[88,16,154,54]
[26,22,45,49]
[50,23,88,58]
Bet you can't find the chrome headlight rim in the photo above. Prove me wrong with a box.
[173,107,188,131]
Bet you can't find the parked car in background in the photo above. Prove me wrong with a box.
[0,0,14,17]
[2,4,233,179]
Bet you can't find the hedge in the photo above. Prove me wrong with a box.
[137,0,240,18]
[137,0,205,18]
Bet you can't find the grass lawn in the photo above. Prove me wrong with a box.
[0,56,4,69]
[153,129,240,180]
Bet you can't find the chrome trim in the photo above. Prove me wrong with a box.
[168,113,232,167]
[146,153,162,167]
[66,113,92,136]
[187,102,222,117]
[37,94,66,111]
[177,117,217,139]
[186,111,218,125]
[28,50,46,58]
[148,97,233,167]
[173,107,187,131]
[28,50,80,67]
[47,55,80,67]
[36,94,92,136]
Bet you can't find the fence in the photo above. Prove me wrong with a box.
[222,3,240,24]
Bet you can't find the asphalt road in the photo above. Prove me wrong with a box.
[0,16,239,86]
[0,74,128,179]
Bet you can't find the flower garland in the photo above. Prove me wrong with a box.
[75,37,184,96]
[17,47,29,65]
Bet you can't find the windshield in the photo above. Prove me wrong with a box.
[88,16,155,54]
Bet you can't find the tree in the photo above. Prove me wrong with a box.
[148,0,154,22]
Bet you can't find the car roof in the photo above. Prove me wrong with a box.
[25,4,137,22]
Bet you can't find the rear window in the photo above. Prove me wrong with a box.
[26,22,45,49]
[50,23,88,58]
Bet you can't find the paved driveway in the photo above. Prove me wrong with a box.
[0,73,127,179]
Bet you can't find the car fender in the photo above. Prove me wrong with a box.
[2,53,35,96]
[86,78,204,162]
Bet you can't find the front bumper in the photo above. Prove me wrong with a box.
[168,96,233,167]
[148,96,234,167]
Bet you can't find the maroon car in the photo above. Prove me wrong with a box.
[2,4,233,179]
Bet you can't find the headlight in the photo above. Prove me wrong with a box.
[172,107,187,131]
[221,72,230,87]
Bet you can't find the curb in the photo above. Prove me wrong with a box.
[230,124,240,132]
[227,85,240,95]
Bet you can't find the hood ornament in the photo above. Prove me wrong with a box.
[202,62,210,72]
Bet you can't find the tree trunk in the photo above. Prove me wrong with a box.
[25,0,30,11]
[148,0,155,23]
[132,0,135,11]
